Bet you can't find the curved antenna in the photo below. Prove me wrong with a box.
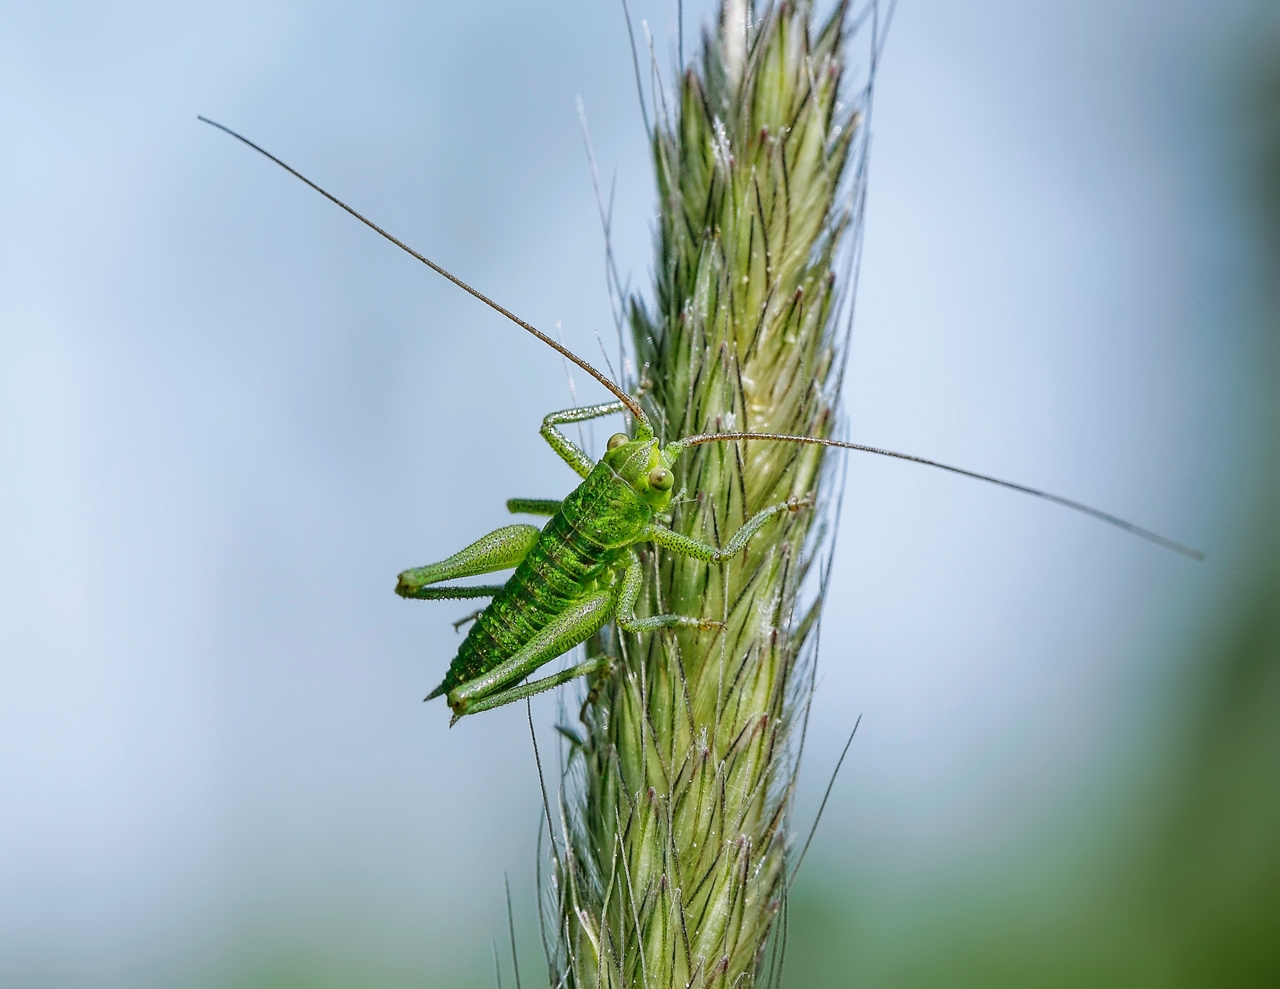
[197,116,651,433]
[678,431,1204,560]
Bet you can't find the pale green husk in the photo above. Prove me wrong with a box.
[551,4,865,986]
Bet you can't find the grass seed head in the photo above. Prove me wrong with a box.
[555,4,866,986]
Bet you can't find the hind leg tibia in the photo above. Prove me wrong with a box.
[447,589,616,720]
[454,655,614,721]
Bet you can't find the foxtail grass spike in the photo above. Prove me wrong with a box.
[554,4,869,985]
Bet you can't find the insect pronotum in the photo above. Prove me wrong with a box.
[199,117,1203,724]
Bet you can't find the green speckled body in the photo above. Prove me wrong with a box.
[432,460,653,697]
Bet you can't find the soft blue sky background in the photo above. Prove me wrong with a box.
[0,2,1267,986]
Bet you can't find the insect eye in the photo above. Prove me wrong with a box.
[607,433,629,451]
[648,467,674,491]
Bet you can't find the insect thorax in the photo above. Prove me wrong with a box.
[559,461,654,549]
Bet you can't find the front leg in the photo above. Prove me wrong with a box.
[541,400,627,478]
[396,523,540,598]
[645,496,813,563]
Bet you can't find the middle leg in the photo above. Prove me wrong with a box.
[614,556,724,633]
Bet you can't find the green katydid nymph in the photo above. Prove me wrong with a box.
[199,117,1204,724]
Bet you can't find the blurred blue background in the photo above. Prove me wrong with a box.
[1,2,1274,986]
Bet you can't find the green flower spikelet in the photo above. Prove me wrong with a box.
[553,3,865,987]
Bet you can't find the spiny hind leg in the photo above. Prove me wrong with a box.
[614,556,723,633]
[507,498,562,516]
[395,523,540,598]
[541,400,627,478]
[643,496,814,564]
[455,654,615,721]
[401,585,504,601]
[447,590,617,721]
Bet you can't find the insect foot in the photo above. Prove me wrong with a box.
[697,619,726,631]
[786,495,816,512]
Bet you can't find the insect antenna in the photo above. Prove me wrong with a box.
[678,431,1204,560]
[197,116,651,434]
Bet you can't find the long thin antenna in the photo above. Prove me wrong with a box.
[197,116,649,429]
[680,431,1204,560]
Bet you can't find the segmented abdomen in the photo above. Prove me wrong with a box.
[431,463,649,697]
